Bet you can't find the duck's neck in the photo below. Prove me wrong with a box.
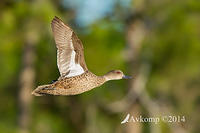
[103,75,110,81]
[102,73,116,81]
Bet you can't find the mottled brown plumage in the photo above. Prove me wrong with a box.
[32,16,131,96]
[32,71,106,96]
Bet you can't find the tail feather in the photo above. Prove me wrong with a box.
[32,84,52,96]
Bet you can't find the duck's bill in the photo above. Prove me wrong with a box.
[123,75,132,79]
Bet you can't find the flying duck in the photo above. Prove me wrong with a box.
[32,16,131,96]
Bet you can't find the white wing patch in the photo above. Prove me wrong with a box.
[65,49,84,78]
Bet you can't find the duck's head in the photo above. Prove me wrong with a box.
[104,70,131,81]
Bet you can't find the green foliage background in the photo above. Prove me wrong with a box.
[0,0,200,133]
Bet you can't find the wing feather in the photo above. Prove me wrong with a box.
[51,16,88,78]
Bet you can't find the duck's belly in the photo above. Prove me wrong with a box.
[47,74,105,95]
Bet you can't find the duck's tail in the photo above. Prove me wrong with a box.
[32,84,52,96]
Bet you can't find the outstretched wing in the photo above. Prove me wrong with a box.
[51,16,88,78]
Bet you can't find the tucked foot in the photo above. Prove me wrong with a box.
[51,80,57,83]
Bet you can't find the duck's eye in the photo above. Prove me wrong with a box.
[116,71,121,74]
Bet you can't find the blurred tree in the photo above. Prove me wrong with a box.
[18,28,37,133]
[0,0,200,133]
